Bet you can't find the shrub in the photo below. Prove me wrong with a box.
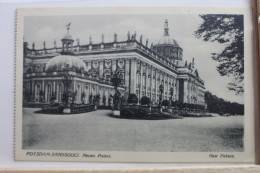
[41,103,65,114]
[162,100,170,107]
[127,93,138,104]
[140,96,150,105]
[120,105,149,118]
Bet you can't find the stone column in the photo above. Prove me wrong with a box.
[73,81,76,93]
[175,79,178,101]
[125,59,130,96]
[129,59,137,94]
[139,62,143,101]
[150,67,154,100]
[31,80,35,101]
[44,83,47,102]
[89,83,92,102]
[172,77,175,101]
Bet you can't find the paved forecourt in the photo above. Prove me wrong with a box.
[22,108,244,152]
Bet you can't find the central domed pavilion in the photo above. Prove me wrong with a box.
[152,19,183,62]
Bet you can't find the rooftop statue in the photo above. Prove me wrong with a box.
[66,22,71,32]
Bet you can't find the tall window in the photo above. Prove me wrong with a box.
[119,73,124,85]
[57,84,63,102]
[152,78,156,91]
[136,73,140,88]
[142,75,146,87]
[46,84,52,102]
[84,85,89,104]
[77,85,81,102]
[105,74,110,81]
[35,84,41,102]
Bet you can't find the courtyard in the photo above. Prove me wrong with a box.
[22,108,244,152]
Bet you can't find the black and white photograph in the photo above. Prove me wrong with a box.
[15,7,255,162]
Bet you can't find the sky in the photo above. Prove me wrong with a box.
[24,14,244,104]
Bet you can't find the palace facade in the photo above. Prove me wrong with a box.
[23,20,206,106]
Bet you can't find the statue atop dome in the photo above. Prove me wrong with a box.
[66,22,71,33]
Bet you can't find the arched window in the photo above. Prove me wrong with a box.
[57,84,63,103]
[35,84,41,102]
[46,84,52,102]
[119,73,124,85]
[119,73,123,79]
[103,70,111,81]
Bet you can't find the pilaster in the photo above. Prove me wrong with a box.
[31,80,34,100]
[139,61,143,101]
[129,59,137,94]
[155,71,158,102]
[145,65,149,97]
[150,67,154,99]
[125,59,130,96]
[176,79,179,101]
[42,80,45,100]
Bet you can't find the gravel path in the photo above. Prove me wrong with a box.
[22,108,244,152]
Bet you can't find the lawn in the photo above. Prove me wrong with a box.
[22,108,243,152]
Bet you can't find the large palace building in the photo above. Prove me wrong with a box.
[23,20,206,106]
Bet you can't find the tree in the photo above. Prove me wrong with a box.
[127,93,138,104]
[140,96,151,105]
[162,100,170,107]
[103,95,106,106]
[81,92,86,104]
[159,84,164,106]
[204,91,244,115]
[194,15,244,94]
[61,65,73,106]
[111,71,123,109]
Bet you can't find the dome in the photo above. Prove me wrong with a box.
[45,55,87,72]
[158,36,180,47]
[62,33,73,40]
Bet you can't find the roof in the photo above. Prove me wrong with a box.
[45,54,86,72]
[157,35,180,47]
